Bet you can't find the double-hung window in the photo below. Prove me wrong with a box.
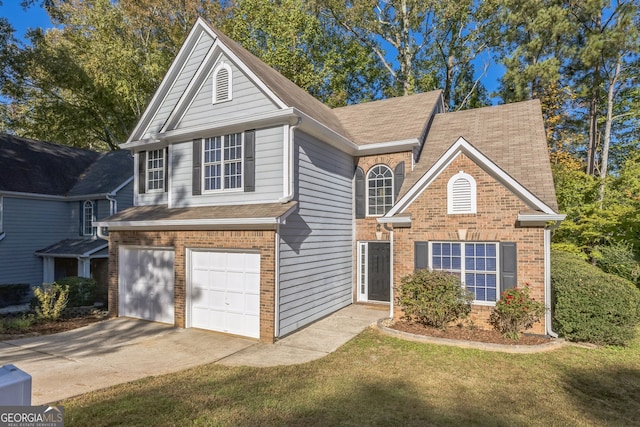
[431,242,498,304]
[146,149,165,192]
[203,133,243,191]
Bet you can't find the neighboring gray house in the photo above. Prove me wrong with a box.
[97,18,562,342]
[0,134,133,299]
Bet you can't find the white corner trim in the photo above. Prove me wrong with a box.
[386,137,558,217]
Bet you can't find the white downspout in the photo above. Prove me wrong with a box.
[97,193,117,240]
[279,117,301,203]
[274,225,281,339]
[544,220,563,338]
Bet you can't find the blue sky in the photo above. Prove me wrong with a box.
[0,2,52,40]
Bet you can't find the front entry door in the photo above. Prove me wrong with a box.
[368,242,390,302]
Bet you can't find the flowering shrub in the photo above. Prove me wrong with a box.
[33,283,70,321]
[489,285,545,340]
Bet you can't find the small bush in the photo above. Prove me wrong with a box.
[489,285,546,340]
[55,276,97,307]
[552,250,640,346]
[0,314,35,333]
[396,269,473,329]
[33,283,70,321]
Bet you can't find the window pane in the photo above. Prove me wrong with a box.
[486,257,496,271]
[442,244,451,256]
[476,258,485,271]
[433,258,441,269]
[486,245,496,257]
[466,244,474,257]
[433,244,441,256]
[452,243,461,256]
[475,244,485,256]
[367,165,393,215]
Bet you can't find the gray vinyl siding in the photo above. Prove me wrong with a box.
[176,56,278,130]
[143,34,214,139]
[0,197,77,286]
[171,125,285,207]
[114,181,134,212]
[277,131,353,337]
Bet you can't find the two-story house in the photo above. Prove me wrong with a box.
[0,134,133,304]
[96,18,563,342]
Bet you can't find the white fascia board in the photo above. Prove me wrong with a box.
[94,217,281,230]
[128,22,211,143]
[376,216,412,227]
[387,137,558,217]
[356,139,420,156]
[517,213,566,223]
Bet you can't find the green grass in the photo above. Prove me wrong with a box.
[0,314,35,333]
[62,329,640,426]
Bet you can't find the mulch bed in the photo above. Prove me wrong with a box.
[0,316,105,340]
[389,320,551,346]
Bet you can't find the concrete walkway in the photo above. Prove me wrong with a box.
[0,304,385,405]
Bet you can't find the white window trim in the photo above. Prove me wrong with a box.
[202,133,244,193]
[82,200,95,236]
[146,149,165,193]
[429,241,499,306]
[447,171,477,214]
[212,62,233,104]
[366,164,394,217]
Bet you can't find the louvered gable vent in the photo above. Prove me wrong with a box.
[448,172,476,214]
[213,64,231,103]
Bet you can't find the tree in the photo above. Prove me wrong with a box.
[316,0,490,107]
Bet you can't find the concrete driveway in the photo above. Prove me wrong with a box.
[0,304,385,405]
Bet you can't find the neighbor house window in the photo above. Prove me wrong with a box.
[431,242,498,303]
[213,63,232,103]
[448,171,476,214]
[146,149,165,192]
[203,133,243,191]
[82,200,95,236]
[367,165,393,216]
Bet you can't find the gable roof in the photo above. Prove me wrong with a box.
[126,18,444,150]
[0,134,99,196]
[398,100,558,212]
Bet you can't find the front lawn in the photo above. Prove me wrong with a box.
[62,328,640,426]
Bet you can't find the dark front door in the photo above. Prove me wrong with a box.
[368,242,390,302]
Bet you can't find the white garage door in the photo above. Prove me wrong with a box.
[189,250,260,339]
[119,247,175,324]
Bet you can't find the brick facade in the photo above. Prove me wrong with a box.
[391,153,547,334]
[107,229,277,342]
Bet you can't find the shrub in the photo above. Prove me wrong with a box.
[55,276,97,307]
[552,250,640,346]
[489,285,546,340]
[592,241,640,286]
[0,284,31,308]
[33,283,70,321]
[396,269,473,329]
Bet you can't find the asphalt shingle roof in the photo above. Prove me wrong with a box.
[0,134,99,195]
[69,150,133,196]
[399,100,558,211]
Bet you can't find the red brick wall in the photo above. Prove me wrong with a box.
[392,153,547,334]
[107,229,276,342]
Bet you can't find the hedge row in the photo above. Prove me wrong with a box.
[552,250,640,346]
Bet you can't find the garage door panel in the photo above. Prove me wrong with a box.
[189,250,260,338]
[119,247,175,325]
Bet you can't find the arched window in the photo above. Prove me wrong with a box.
[82,201,95,236]
[367,165,393,216]
[212,63,232,103]
[448,171,477,214]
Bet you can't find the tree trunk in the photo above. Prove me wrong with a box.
[598,56,622,203]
